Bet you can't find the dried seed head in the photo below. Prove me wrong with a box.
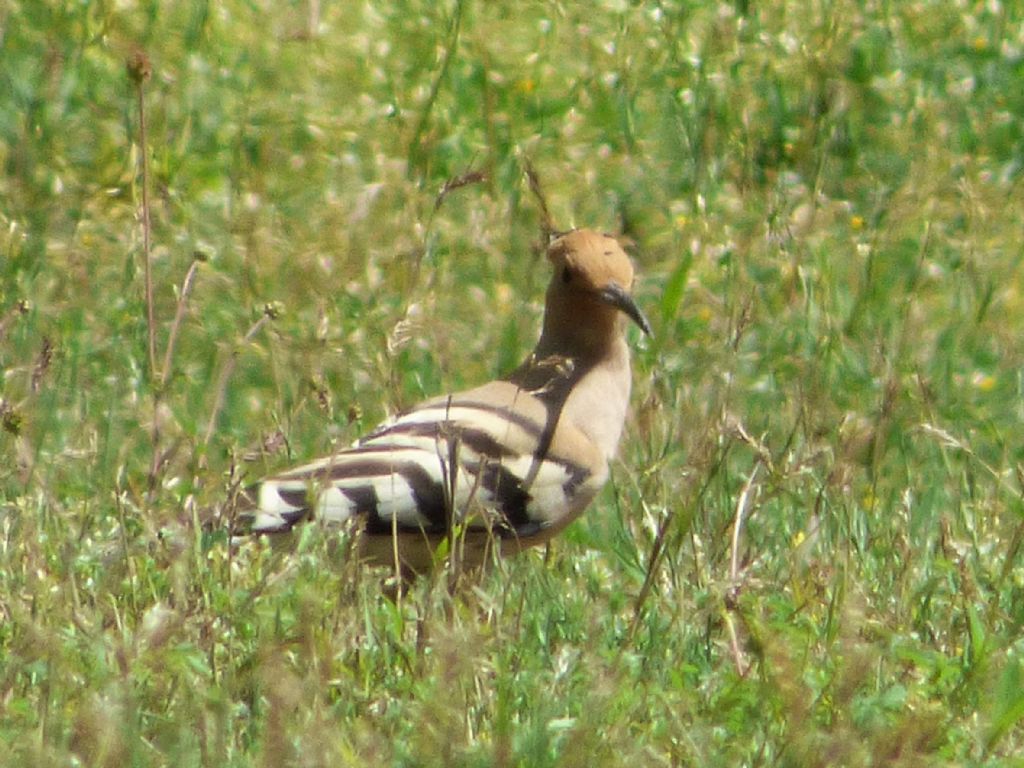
[126,49,152,84]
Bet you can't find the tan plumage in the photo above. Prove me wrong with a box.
[235,229,651,572]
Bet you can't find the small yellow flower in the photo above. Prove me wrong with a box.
[494,282,513,309]
[517,78,535,94]
[850,215,865,230]
[971,372,996,392]
[972,36,987,52]
[792,530,806,547]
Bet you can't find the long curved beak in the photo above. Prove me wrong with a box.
[598,283,653,337]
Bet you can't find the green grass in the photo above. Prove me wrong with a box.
[3,0,1024,764]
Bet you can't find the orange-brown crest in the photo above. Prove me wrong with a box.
[546,229,636,294]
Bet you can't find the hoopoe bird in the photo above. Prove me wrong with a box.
[234,229,651,572]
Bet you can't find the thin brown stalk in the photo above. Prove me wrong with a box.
[521,155,555,241]
[114,488,140,619]
[161,258,201,381]
[30,337,53,393]
[433,169,487,212]
[127,50,157,384]
[627,498,675,643]
[146,257,202,494]
[626,461,710,644]
[443,431,463,599]
[729,462,761,581]
[723,610,748,677]
[407,0,463,176]
[725,462,762,676]
[202,308,277,450]
[128,50,166,499]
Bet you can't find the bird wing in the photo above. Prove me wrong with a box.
[243,380,607,540]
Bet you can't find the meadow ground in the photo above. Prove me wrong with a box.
[3,1,1024,765]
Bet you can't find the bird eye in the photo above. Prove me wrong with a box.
[562,267,573,284]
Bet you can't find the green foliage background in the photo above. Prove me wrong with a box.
[3,0,1024,765]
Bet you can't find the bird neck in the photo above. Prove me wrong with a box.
[535,293,624,361]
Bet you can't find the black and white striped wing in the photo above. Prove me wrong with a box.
[244,382,605,540]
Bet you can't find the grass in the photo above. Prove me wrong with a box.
[3,0,1024,764]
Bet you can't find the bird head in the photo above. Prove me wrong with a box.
[545,229,652,339]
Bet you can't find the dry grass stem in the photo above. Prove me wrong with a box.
[202,311,275,450]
